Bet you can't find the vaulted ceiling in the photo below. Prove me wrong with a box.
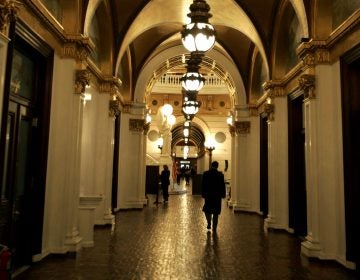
[103,0,310,105]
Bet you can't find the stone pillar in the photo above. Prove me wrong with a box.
[263,81,289,231]
[117,104,148,209]
[299,74,322,257]
[227,124,236,207]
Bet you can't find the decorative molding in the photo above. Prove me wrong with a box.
[264,103,275,121]
[22,0,66,41]
[234,121,250,134]
[297,40,331,67]
[99,77,122,95]
[63,35,92,61]
[0,0,20,34]
[74,69,90,95]
[129,119,145,133]
[262,80,285,98]
[298,74,315,99]
[109,100,120,117]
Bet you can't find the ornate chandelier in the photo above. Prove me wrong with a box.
[181,0,216,53]
[180,53,205,92]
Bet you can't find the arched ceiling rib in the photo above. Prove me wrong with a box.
[115,0,269,77]
[134,45,246,107]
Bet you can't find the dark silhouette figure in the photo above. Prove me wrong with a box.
[160,165,170,202]
[201,161,226,231]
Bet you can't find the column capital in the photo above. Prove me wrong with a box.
[109,100,120,117]
[228,124,235,137]
[74,69,91,95]
[234,121,250,135]
[299,74,316,99]
[0,0,20,35]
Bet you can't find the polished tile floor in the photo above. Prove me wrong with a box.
[15,185,358,280]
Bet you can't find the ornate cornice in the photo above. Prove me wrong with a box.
[299,74,315,99]
[234,121,250,134]
[0,0,20,34]
[262,80,285,98]
[297,40,331,67]
[99,77,122,95]
[74,69,91,94]
[63,35,92,61]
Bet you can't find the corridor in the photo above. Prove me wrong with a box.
[16,192,357,280]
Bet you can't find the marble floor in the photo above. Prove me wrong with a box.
[14,185,358,280]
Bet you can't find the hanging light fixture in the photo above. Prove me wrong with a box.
[181,53,205,92]
[182,91,200,120]
[181,0,216,53]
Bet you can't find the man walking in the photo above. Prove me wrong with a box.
[201,161,226,232]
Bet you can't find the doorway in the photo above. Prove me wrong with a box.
[341,48,360,269]
[0,23,53,268]
[288,92,307,236]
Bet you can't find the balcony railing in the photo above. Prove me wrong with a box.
[153,74,228,94]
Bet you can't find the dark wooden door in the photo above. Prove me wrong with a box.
[146,166,159,194]
[260,115,268,217]
[0,24,52,268]
[341,50,360,269]
[288,93,307,237]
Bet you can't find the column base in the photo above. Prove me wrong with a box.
[64,230,82,252]
[227,199,236,208]
[232,201,251,212]
[301,235,322,258]
[264,214,277,232]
